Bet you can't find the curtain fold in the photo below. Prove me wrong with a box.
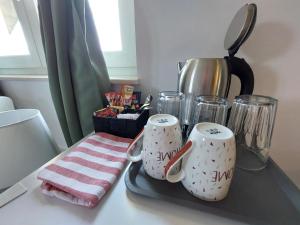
[38,0,110,146]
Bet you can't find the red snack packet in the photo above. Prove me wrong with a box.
[105,92,115,106]
[121,85,134,106]
[95,107,118,118]
[105,92,123,107]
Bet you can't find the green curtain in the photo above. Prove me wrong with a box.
[38,0,110,146]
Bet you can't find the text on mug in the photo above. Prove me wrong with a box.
[211,168,234,183]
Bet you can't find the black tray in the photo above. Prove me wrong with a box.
[125,160,300,225]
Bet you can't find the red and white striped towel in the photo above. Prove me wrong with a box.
[37,133,132,208]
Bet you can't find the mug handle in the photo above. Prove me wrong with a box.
[165,140,193,183]
[127,128,144,162]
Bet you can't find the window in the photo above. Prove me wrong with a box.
[0,5,29,57]
[89,0,137,79]
[0,0,137,80]
[0,0,46,75]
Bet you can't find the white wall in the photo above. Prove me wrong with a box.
[0,0,299,185]
[135,0,300,184]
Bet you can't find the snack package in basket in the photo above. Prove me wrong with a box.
[121,85,134,106]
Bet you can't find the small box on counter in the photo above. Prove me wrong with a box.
[93,108,149,139]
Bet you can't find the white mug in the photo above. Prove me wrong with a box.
[127,114,182,180]
[165,122,236,201]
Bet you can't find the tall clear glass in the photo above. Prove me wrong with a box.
[194,96,229,124]
[180,93,194,126]
[227,95,278,171]
[187,96,229,135]
[157,91,184,121]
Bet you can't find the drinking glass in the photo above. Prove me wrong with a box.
[227,95,278,171]
[180,93,194,126]
[157,91,184,121]
[186,96,229,135]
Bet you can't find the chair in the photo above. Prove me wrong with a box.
[0,96,15,112]
[0,109,59,191]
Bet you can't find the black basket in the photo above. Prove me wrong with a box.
[93,109,149,139]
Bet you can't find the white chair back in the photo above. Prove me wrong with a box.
[0,109,58,190]
[0,96,15,112]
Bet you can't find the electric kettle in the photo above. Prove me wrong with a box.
[178,3,257,125]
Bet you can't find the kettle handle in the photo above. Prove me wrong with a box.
[225,56,254,95]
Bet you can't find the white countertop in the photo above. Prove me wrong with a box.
[0,145,247,225]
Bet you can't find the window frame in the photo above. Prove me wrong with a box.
[99,0,137,78]
[0,0,138,82]
[0,0,47,75]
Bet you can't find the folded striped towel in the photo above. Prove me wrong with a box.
[37,133,132,208]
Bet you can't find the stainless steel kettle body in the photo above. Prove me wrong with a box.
[179,58,230,97]
[178,57,254,125]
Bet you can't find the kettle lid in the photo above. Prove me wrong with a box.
[224,3,257,57]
